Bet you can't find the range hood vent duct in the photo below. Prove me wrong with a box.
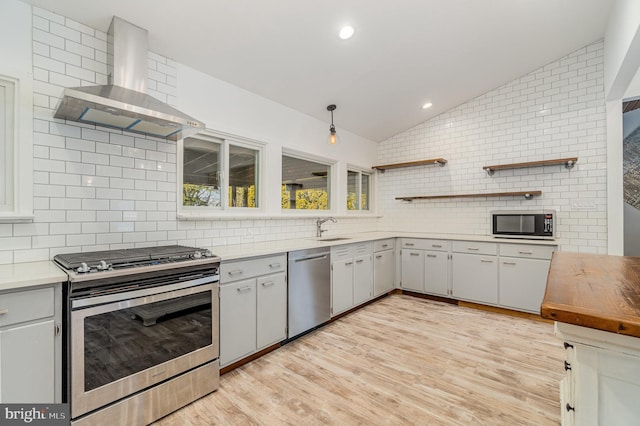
[54,17,204,141]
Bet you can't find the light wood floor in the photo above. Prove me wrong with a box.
[156,295,565,425]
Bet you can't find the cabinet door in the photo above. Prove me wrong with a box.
[256,273,287,350]
[219,279,256,366]
[452,253,498,304]
[499,257,550,313]
[353,254,373,306]
[424,250,448,296]
[332,260,354,315]
[374,250,395,296]
[1,319,55,403]
[401,250,424,292]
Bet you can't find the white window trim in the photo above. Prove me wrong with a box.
[281,148,337,215]
[0,69,33,223]
[177,129,265,219]
[346,164,375,215]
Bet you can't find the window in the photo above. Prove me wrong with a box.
[0,71,33,222]
[282,154,331,210]
[180,131,262,215]
[347,169,371,211]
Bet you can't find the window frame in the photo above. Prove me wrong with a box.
[346,165,374,214]
[0,69,33,223]
[281,148,336,215]
[177,129,264,218]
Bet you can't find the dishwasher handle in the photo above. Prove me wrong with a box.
[293,253,329,263]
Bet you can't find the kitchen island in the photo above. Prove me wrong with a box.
[541,252,640,426]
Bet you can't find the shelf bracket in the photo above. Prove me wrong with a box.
[434,160,446,167]
[565,160,576,170]
[523,193,533,200]
[485,168,495,176]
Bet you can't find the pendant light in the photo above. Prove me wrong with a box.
[327,104,338,145]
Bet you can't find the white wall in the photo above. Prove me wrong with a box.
[376,41,607,254]
[0,6,378,264]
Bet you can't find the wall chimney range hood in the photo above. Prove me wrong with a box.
[54,17,204,141]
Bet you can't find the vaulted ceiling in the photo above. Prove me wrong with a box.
[21,0,615,142]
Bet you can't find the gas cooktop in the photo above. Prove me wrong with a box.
[54,245,218,279]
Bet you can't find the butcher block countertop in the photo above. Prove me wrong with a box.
[541,252,640,339]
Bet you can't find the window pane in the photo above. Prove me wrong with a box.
[361,173,370,210]
[183,137,221,207]
[0,79,15,211]
[282,155,330,210]
[347,171,358,210]
[229,144,259,208]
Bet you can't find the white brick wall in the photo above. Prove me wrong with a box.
[377,41,607,253]
[0,7,376,264]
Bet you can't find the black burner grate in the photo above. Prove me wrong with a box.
[54,245,203,270]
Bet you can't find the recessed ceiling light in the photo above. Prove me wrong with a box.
[339,26,355,40]
[422,102,433,110]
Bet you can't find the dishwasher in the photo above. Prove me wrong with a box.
[288,247,331,338]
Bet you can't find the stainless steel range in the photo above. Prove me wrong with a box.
[54,245,220,426]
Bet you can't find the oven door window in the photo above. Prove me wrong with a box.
[83,291,212,392]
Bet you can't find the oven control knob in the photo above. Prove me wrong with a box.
[193,251,203,259]
[77,262,90,273]
[97,260,110,271]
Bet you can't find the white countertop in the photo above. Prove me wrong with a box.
[211,231,558,261]
[0,261,67,293]
[0,232,558,291]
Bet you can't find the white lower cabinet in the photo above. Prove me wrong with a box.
[424,250,448,296]
[220,254,287,367]
[498,243,556,313]
[452,252,498,305]
[374,248,395,296]
[0,284,62,403]
[400,250,424,292]
[557,322,640,425]
[331,242,373,316]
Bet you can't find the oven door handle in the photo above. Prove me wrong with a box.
[71,275,218,309]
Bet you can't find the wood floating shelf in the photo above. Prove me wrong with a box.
[483,157,578,176]
[396,190,542,202]
[372,158,447,172]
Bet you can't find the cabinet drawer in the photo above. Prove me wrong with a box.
[0,286,55,327]
[452,241,497,255]
[401,238,450,251]
[374,239,395,252]
[353,242,373,255]
[220,254,287,283]
[332,242,373,261]
[499,243,556,260]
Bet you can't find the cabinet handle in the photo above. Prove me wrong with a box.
[269,263,281,268]
[356,259,364,264]
[382,244,388,248]
[480,259,493,263]
[261,281,275,287]
[345,262,354,266]
[375,254,383,259]
[432,244,442,248]
[564,342,574,350]
[566,403,575,412]
[55,324,61,336]
[410,253,420,256]
[502,261,517,265]
[228,269,243,275]
[518,250,533,255]
[467,247,480,251]
[405,243,415,246]
[237,286,252,293]
[427,254,437,258]
[0,309,8,315]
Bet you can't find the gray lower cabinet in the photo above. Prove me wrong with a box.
[353,254,373,305]
[0,284,62,403]
[331,242,374,316]
[400,249,424,292]
[373,249,395,296]
[219,254,287,367]
[424,250,448,296]
[451,253,498,304]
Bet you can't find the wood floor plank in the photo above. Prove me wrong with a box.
[155,295,564,425]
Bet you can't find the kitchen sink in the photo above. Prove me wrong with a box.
[316,237,351,242]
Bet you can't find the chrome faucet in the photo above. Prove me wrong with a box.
[316,217,337,237]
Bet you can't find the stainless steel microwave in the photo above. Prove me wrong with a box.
[491,210,555,240]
